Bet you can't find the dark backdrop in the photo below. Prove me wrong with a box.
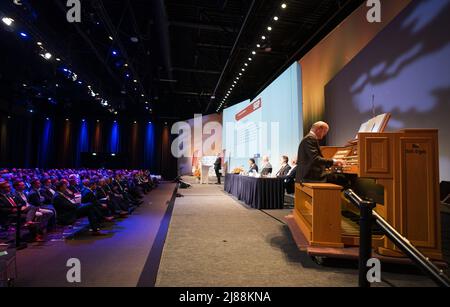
[0,112,177,179]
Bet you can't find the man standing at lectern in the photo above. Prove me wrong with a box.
[214,153,222,185]
[296,121,345,184]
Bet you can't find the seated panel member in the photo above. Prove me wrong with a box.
[260,156,273,176]
[284,159,297,194]
[248,158,259,174]
[296,121,345,184]
[276,156,291,178]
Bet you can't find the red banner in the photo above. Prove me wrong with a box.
[235,98,262,121]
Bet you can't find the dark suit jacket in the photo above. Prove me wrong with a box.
[40,188,54,205]
[81,187,99,206]
[276,164,291,177]
[27,189,43,207]
[296,133,334,183]
[214,157,222,170]
[95,187,109,200]
[52,192,78,225]
[248,164,259,174]
[0,194,17,217]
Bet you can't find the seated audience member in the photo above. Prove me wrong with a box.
[248,158,259,174]
[13,180,54,241]
[0,180,43,242]
[0,180,35,224]
[105,177,134,213]
[96,178,128,218]
[68,175,81,194]
[52,181,103,235]
[260,156,273,176]
[81,179,114,222]
[40,178,56,205]
[276,156,292,178]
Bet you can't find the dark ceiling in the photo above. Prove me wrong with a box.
[0,0,364,122]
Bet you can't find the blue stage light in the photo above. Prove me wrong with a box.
[112,50,118,56]
[19,32,28,38]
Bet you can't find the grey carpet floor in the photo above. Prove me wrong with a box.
[15,183,176,287]
[156,183,436,287]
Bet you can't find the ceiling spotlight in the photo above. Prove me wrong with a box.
[112,50,118,56]
[281,3,287,9]
[133,79,138,83]
[267,26,272,31]
[41,52,52,60]
[66,118,69,121]
[252,51,256,55]
[244,63,248,66]
[114,111,118,115]
[256,44,261,48]
[248,58,252,61]
[124,63,128,67]
[262,36,266,40]
[130,37,139,43]
[274,16,279,21]
[108,36,113,41]
[141,94,144,97]
[37,41,42,46]
[19,32,28,38]
[2,17,14,26]
[56,58,61,61]
[145,101,149,104]
[239,73,242,76]
[233,81,237,84]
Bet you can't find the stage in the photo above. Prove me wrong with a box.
[155,179,436,287]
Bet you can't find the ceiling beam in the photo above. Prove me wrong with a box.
[172,67,221,75]
[169,21,237,33]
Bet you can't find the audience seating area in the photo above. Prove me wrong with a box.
[0,168,160,245]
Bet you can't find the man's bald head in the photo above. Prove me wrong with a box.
[310,121,330,140]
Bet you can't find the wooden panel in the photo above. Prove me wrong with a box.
[400,137,439,248]
[311,188,343,247]
[359,135,393,178]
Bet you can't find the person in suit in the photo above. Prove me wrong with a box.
[260,156,273,176]
[28,178,57,228]
[248,158,258,174]
[40,178,55,205]
[276,156,291,178]
[96,178,128,217]
[13,180,53,241]
[52,181,104,235]
[81,179,114,222]
[296,122,345,183]
[214,153,222,184]
[284,159,297,194]
[0,180,44,242]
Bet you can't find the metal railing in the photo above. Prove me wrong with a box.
[344,189,450,288]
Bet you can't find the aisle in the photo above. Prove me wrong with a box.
[156,182,435,287]
[15,183,176,287]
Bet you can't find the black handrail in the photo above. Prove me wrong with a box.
[344,189,450,288]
